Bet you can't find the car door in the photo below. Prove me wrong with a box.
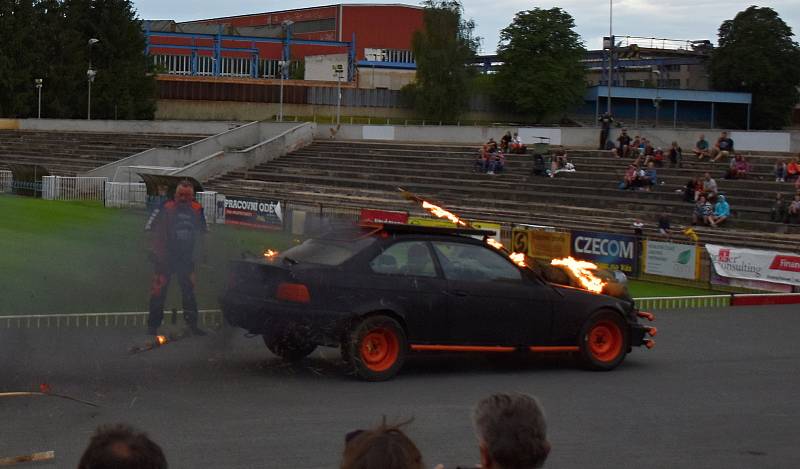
[431,241,553,346]
[363,240,449,343]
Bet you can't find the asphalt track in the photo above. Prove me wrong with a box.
[1,305,799,469]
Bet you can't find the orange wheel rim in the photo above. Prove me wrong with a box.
[588,320,623,362]
[360,328,399,372]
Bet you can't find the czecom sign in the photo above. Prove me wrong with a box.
[572,231,639,275]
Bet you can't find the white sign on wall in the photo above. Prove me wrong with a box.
[729,132,791,152]
[645,241,699,280]
[363,125,396,140]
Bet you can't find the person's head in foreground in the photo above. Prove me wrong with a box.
[473,393,550,469]
[341,421,423,469]
[77,423,167,469]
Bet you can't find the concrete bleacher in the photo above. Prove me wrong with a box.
[207,139,800,251]
[0,130,209,176]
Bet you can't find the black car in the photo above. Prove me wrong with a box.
[222,224,655,381]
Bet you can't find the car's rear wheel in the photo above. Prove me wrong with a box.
[263,329,317,362]
[347,315,407,381]
[579,310,628,371]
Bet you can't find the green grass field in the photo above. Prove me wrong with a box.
[0,196,294,315]
[0,196,728,316]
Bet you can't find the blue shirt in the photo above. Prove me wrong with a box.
[714,200,730,217]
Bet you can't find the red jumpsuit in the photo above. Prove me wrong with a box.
[145,195,208,331]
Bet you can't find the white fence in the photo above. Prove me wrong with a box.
[0,170,12,192]
[42,176,107,201]
[104,182,147,208]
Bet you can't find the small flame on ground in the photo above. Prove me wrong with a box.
[156,335,168,346]
[422,201,467,226]
[263,249,279,259]
[551,256,606,293]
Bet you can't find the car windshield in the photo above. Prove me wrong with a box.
[280,237,375,266]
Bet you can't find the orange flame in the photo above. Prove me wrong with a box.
[156,335,168,346]
[422,201,467,226]
[263,249,279,260]
[551,257,606,293]
[485,238,527,267]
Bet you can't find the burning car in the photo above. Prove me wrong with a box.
[221,224,655,381]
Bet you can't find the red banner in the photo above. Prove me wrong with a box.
[359,209,409,225]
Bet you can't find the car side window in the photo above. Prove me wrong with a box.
[369,241,437,278]
[432,242,522,282]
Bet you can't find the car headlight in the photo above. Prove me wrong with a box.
[612,270,628,284]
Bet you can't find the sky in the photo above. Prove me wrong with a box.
[132,0,800,54]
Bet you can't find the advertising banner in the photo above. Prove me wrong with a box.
[511,229,570,260]
[644,240,699,280]
[359,208,408,225]
[710,271,793,293]
[223,196,283,230]
[706,244,800,287]
[572,230,639,275]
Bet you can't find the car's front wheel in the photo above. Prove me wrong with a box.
[263,329,317,362]
[347,315,407,381]
[579,310,629,371]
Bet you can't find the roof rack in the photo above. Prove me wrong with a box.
[361,222,495,237]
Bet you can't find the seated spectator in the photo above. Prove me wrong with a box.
[482,138,498,159]
[473,393,550,469]
[630,135,641,152]
[774,160,787,182]
[473,154,487,173]
[500,131,512,153]
[645,147,665,167]
[692,195,712,225]
[531,153,547,176]
[770,193,787,223]
[342,422,423,469]
[710,131,734,162]
[682,177,697,202]
[488,152,505,175]
[549,150,569,178]
[658,213,672,239]
[510,132,527,154]
[786,157,800,181]
[77,424,167,469]
[693,134,710,160]
[788,194,800,224]
[641,161,658,191]
[643,139,655,157]
[616,128,632,159]
[621,164,639,190]
[708,194,730,227]
[726,154,750,179]
[668,141,682,168]
[702,172,718,198]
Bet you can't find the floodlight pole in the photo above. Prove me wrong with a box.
[278,61,286,122]
[333,65,343,127]
[87,38,99,120]
[35,79,43,119]
[607,0,613,116]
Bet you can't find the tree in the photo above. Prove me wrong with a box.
[403,0,479,121]
[710,6,800,129]
[493,8,586,123]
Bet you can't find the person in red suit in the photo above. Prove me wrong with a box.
[144,181,208,336]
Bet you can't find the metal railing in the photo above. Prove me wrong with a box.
[42,176,107,201]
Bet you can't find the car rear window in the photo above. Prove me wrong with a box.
[280,237,375,266]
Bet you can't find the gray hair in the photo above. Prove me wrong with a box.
[473,393,549,469]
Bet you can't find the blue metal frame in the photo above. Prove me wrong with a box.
[145,20,355,80]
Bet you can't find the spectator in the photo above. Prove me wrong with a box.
[473,393,550,469]
[693,134,710,160]
[147,184,169,214]
[702,172,718,198]
[621,164,639,190]
[658,213,672,239]
[642,161,658,191]
[692,194,712,225]
[643,139,655,157]
[341,422,423,469]
[473,153,487,173]
[500,131,513,153]
[726,154,750,179]
[786,157,799,181]
[774,160,787,182]
[548,150,570,178]
[630,135,641,152]
[616,128,632,159]
[531,153,547,176]
[709,194,730,227]
[770,193,787,223]
[682,177,697,202]
[598,112,614,150]
[645,147,665,167]
[510,132,527,154]
[788,194,800,224]
[710,131,734,162]
[668,141,682,168]
[77,424,167,469]
[488,152,505,175]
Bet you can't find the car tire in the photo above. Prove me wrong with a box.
[263,330,317,362]
[347,315,407,381]
[579,310,629,371]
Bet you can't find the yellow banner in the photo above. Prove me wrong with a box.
[523,230,571,259]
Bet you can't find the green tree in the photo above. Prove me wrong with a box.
[493,8,586,123]
[403,0,479,121]
[710,6,800,129]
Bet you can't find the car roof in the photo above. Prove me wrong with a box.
[363,222,495,238]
